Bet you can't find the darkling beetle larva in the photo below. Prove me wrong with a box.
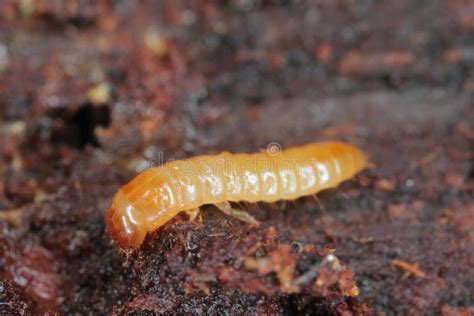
[106,141,367,249]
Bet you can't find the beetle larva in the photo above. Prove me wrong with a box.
[106,141,367,249]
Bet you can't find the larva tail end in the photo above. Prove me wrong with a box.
[349,143,369,173]
[105,190,147,250]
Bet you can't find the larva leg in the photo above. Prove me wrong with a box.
[185,208,200,221]
[214,202,260,226]
[312,194,324,210]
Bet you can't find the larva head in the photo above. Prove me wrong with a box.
[105,189,148,249]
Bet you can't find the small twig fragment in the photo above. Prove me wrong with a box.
[391,259,426,278]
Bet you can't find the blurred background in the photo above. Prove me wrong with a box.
[0,1,472,314]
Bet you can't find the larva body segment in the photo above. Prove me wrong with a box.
[106,142,367,249]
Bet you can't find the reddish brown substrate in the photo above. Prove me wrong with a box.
[0,1,473,314]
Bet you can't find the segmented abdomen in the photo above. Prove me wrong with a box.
[165,141,366,205]
[106,141,366,249]
[201,142,366,203]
